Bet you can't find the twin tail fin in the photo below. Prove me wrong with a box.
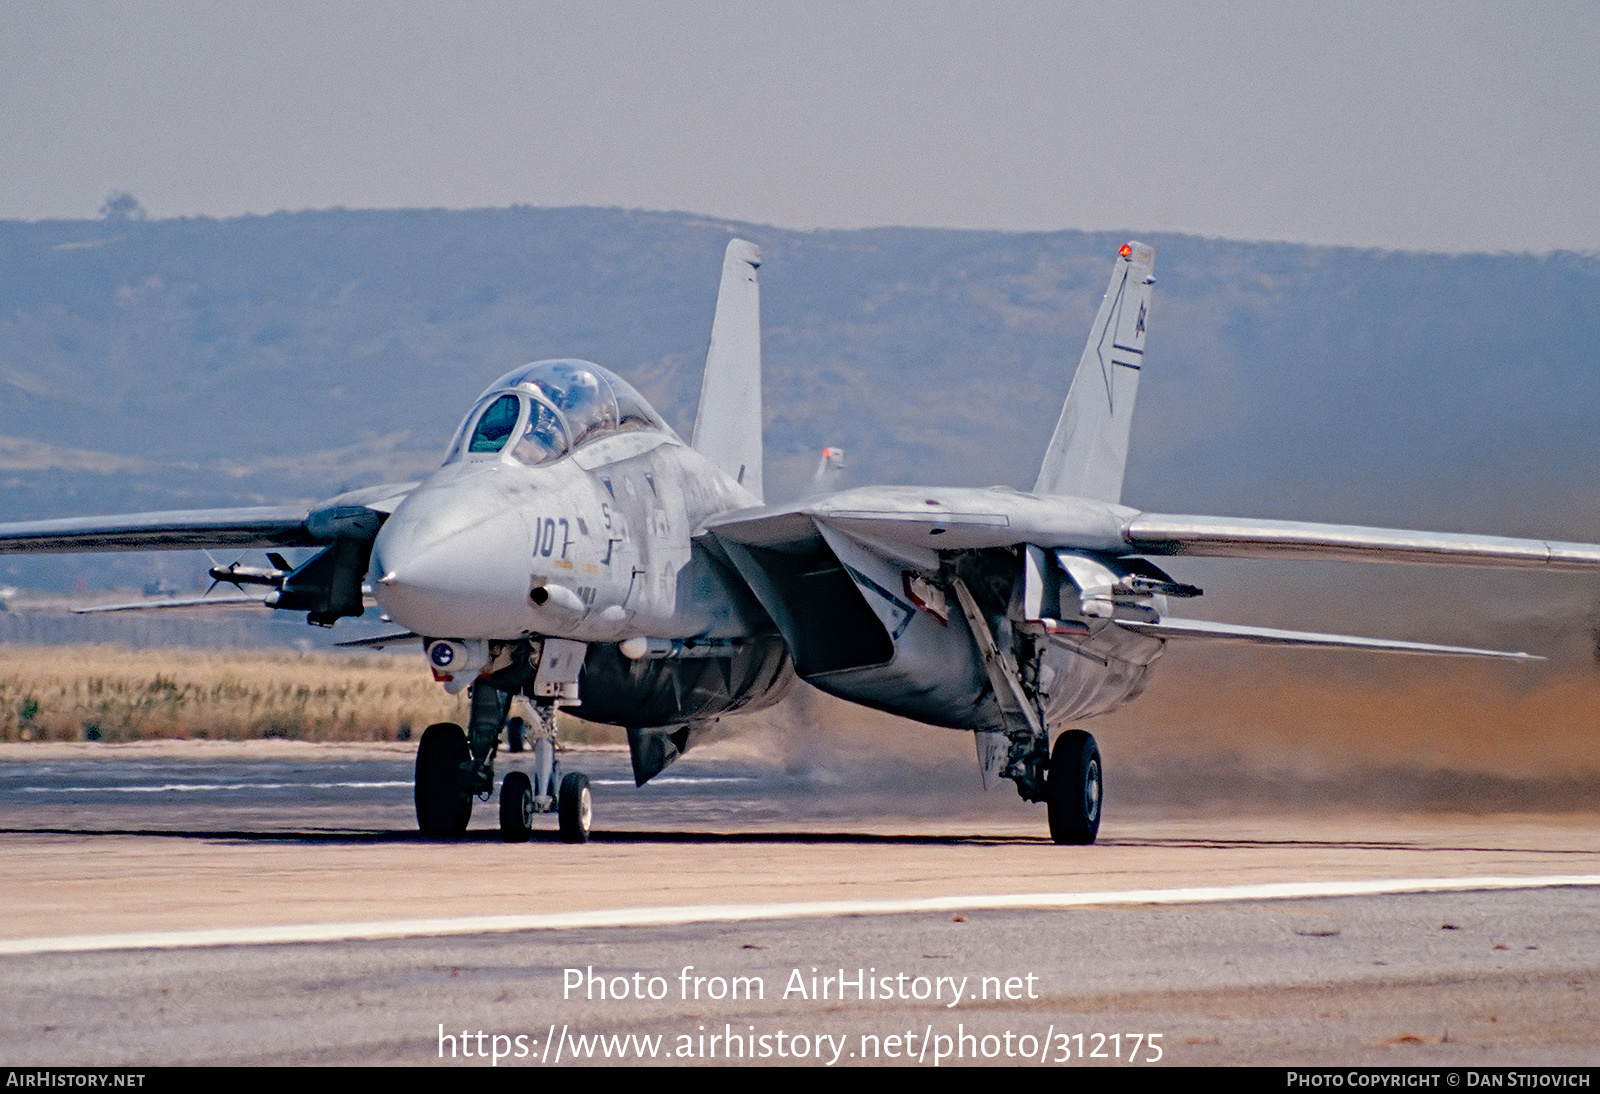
[691,238,765,503]
[1033,241,1155,503]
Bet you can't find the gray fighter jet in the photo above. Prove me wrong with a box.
[5,239,1598,844]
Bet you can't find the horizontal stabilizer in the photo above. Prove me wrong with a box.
[1126,514,1600,572]
[1116,617,1538,661]
[334,630,421,650]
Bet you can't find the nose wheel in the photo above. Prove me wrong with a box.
[499,771,534,842]
[558,772,592,842]
[485,700,594,843]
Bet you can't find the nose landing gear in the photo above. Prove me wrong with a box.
[414,639,594,842]
[414,697,593,841]
[499,770,535,841]
[493,701,590,841]
[557,772,592,843]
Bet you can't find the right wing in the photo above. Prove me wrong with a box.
[0,507,318,553]
[0,482,418,556]
[0,481,419,625]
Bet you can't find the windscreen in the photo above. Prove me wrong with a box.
[467,394,521,453]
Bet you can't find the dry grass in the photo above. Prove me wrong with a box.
[0,644,467,743]
[4,638,1600,791]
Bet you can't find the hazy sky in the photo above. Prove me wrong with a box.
[3,1,1596,252]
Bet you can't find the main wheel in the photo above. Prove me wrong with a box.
[1046,729,1102,845]
[415,722,472,836]
[557,772,592,843]
[499,771,534,842]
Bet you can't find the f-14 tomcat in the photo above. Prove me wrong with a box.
[5,239,1600,844]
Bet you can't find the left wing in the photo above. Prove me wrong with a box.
[708,490,1600,573]
[705,487,1600,667]
[1124,513,1600,571]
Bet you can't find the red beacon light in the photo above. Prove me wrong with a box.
[1118,244,1133,258]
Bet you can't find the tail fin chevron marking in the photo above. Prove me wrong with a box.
[692,238,765,503]
[1034,241,1156,503]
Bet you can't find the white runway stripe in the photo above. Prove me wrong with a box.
[18,781,413,793]
[14,776,748,793]
[591,776,757,786]
[2,873,1597,957]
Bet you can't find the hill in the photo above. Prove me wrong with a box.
[2,206,1597,636]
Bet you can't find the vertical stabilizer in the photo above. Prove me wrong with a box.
[1033,241,1155,502]
[692,238,764,502]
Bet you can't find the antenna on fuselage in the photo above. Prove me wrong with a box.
[692,238,765,503]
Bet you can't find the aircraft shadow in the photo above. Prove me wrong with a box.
[0,825,1038,847]
[0,825,1590,855]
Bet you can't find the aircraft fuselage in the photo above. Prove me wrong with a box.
[371,432,768,644]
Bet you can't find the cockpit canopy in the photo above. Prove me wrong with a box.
[445,359,674,467]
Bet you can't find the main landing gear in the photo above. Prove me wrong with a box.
[415,722,473,836]
[1045,729,1102,845]
[413,694,592,843]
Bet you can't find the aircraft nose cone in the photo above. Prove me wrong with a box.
[370,471,533,638]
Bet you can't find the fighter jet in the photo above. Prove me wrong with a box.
[4,238,1599,844]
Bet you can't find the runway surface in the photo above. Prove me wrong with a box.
[1,740,1597,1065]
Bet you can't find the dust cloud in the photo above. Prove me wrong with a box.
[701,629,1600,818]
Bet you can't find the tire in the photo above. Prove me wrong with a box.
[415,722,472,836]
[1046,729,1102,845]
[506,716,525,754]
[499,771,534,842]
[557,772,592,844]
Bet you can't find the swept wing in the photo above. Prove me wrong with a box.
[0,482,418,624]
[0,507,318,553]
[708,489,1600,575]
[0,480,419,556]
[706,487,1586,668]
[1125,513,1600,571]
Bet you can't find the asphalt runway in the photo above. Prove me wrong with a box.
[0,740,1597,1066]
